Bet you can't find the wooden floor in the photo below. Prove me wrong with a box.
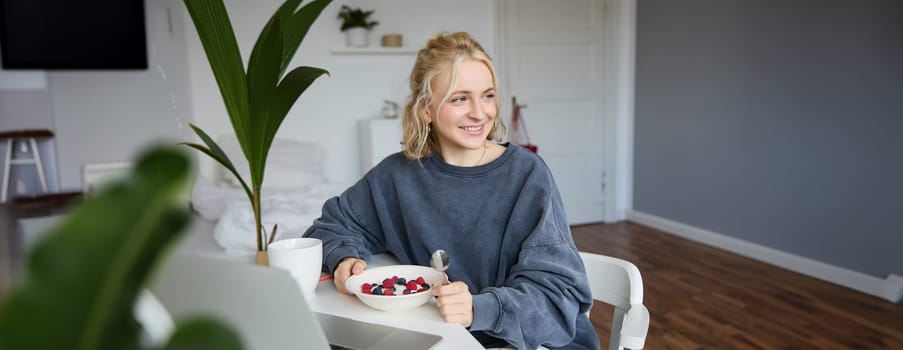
[572,221,903,350]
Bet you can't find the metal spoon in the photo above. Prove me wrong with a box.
[430,249,450,285]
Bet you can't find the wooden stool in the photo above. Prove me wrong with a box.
[1,129,54,202]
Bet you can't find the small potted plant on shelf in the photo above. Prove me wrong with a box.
[338,5,378,47]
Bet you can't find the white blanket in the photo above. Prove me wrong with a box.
[190,176,346,255]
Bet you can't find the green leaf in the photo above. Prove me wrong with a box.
[180,143,255,206]
[183,0,251,153]
[185,123,236,171]
[276,0,304,18]
[276,0,304,64]
[269,66,330,133]
[279,0,331,76]
[246,13,284,188]
[0,146,192,350]
[164,317,244,350]
[179,124,253,204]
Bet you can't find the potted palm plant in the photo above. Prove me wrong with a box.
[180,0,331,265]
[337,5,378,47]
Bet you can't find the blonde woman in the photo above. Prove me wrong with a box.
[304,32,599,350]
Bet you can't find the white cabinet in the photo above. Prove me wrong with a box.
[358,119,402,174]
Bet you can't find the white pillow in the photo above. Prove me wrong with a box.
[189,175,245,221]
[216,134,327,189]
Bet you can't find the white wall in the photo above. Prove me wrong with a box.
[0,0,192,191]
[0,89,53,130]
[50,0,193,190]
[184,0,494,183]
[1,37,56,197]
[0,0,493,191]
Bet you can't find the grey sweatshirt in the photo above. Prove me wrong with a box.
[303,143,600,350]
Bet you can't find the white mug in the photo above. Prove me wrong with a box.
[267,238,323,299]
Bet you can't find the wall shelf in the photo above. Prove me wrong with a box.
[331,47,418,55]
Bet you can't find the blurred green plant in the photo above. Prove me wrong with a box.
[0,146,243,350]
[337,5,378,31]
[180,0,331,254]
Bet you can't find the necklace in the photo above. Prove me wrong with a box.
[474,145,487,166]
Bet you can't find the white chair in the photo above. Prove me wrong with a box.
[579,251,650,350]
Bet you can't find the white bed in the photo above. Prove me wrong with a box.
[17,137,346,261]
[187,136,347,257]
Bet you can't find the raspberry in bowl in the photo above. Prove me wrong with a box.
[345,265,443,312]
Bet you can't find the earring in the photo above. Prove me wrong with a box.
[421,122,430,140]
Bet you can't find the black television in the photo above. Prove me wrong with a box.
[0,0,147,70]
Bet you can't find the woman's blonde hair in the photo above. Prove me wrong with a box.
[401,32,506,160]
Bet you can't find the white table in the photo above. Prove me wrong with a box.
[309,253,483,349]
[18,215,484,349]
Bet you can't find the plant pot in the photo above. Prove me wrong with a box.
[345,27,369,48]
[256,250,269,266]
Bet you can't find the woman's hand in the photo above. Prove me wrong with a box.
[333,257,367,295]
[432,281,474,327]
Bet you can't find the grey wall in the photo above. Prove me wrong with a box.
[634,0,902,279]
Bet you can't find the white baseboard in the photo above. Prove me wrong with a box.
[886,274,903,303]
[626,210,902,303]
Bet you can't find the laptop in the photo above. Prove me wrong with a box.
[150,254,442,350]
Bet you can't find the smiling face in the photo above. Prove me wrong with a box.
[426,58,498,165]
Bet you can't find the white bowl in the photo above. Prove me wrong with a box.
[345,265,442,312]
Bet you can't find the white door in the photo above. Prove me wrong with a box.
[497,0,607,224]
